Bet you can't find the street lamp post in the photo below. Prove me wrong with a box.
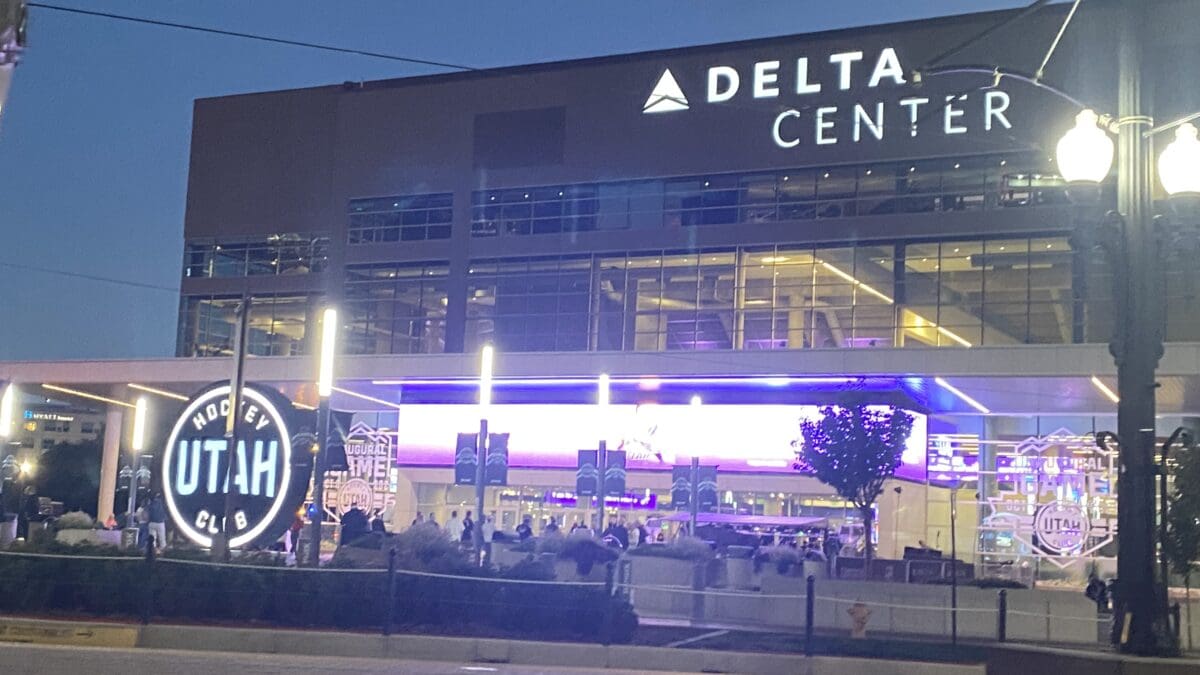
[307,307,338,568]
[473,345,493,565]
[1054,5,1200,653]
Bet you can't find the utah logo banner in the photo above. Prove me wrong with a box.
[454,433,477,485]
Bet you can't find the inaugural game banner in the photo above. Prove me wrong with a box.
[324,421,396,519]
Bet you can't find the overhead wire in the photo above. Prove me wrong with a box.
[26,2,478,73]
[0,259,179,293]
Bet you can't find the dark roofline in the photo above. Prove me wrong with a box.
[196,4,1067,103]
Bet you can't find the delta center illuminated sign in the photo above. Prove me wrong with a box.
[162,383,310,549]
[643,46,1015,150]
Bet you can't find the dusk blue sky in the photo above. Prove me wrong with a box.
[0,1,1026,361]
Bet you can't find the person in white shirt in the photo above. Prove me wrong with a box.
[446,509,465,543]
[480,516,496,564]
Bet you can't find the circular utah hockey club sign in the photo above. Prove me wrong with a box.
[162,383,306,549]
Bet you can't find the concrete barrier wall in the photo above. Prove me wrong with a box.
[626,559,1107,646]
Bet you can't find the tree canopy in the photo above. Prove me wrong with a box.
[794,405,914,561]
[1165,436,1200,581]
[35,440,103,516]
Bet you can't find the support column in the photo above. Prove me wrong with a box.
[97,406,124,520]
[1112,0,1170,655]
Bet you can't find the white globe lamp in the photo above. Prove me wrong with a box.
[1158,122,1200,197]
[1056,109,1115,187]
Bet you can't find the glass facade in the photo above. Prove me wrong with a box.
[178,233,1141,356]
[344,263,449,355]
[470,153,1074,238]
[348,193,453,243]
[459,235,1098,354]
[465,257,592,352]
[177,294,320,357]
[184,234,328,278]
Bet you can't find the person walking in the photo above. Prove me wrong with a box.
[481,515,496,564]
[447,510,464,543]
[516,515,533,541]
[146,493,167,551]
[135,504,150,549]
[461,510,475,546]
[613,518,630,549]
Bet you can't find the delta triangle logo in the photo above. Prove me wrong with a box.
[643,68,688,113]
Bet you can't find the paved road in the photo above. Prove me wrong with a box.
[0,642,711,674]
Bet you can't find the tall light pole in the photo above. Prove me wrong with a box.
[124,397,148,533]
[0,383,13,445]
[1054,7,1200,653]
[307,306,338,568]
[0,383,14,515]
[595,374,610,535]
[689,395,701,538]
[473,344,493,564]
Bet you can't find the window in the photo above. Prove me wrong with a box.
[80,422,97,435]
[470,152,1079,238]
[472,188,597,237]
[177,294,320,357]
[901,237,1076,346]
[185,234,329,278]
[347,194,453,243]
[344,263,448,355]
[465,257,591,352]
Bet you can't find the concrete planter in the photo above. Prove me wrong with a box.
[491,546,531,569]
[625,554,698,587]
[552,559,608,583]
[0,518,16,548]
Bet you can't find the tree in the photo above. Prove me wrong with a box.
[1164,439,1200,641]
[35,440,103,516]
[795,405,914,564]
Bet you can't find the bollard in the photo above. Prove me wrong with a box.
[805,575,815,657]
[1172,602,1182,644]
[691,561,705,622]
[601,562,616,646]
[383,548,397,636]
[141,534,156,626]
[997,589,1007,642]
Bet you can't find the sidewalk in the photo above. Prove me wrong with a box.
[0,615,981,675]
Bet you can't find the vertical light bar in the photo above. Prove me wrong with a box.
[0,384,13,438]
[131,397,148,452]
[317,307,338,398]
[690,395,703,407]
[1090,376,1120,403]
[934,377,990,414]
[479,344,494,409]
[597,373,610,408]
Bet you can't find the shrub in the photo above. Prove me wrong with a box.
[755,545,802,574]
[0,549,637,643]
[499,557,555,581]
[55,511,94,530]
[626,537,713,562]
[509,537,537,553]
[330,526,472,573]
[537,533,567,554]
[558,536,619,576]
